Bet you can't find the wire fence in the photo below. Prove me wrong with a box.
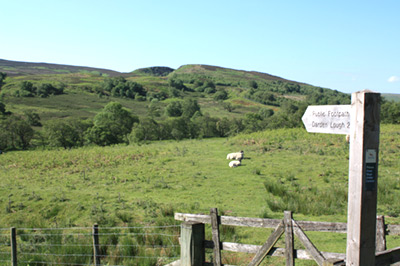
[0,224,180,266]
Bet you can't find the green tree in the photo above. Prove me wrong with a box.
[168,76,186,91]
[165,101,183,117]
[165,117,189,140]
[243,113,263,133]
[213,90,228,101]
[258,108,274,119]
[381,100,400,124]
[182,98,201,118]
[87,102,138,146]
[222,102,235,112]
[148,99,161,117]
[192,114,218,138]
[19,81,36,97]
[44,120,77,149]
[129,118,159,143]
[23,111,42,126]
[249,80,258,89]
[0,115,34,150]
[216,117,231,137]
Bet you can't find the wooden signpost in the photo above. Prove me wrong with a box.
[302,90,381,266]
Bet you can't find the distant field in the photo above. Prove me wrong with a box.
[383,93,400,102]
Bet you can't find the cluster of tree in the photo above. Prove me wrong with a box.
[0,115,34,150]
[164,99,201,118]
[0,99,306,151]
[14,81,65,98]
[101,77,147,100]
[381,99,400,124]
[1,93,399,152]
[245,88,279,106]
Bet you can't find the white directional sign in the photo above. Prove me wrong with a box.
[301,105,351,135]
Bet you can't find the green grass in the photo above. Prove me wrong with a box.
[0,125,399,265]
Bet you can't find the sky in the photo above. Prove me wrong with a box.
[1,0,399,94]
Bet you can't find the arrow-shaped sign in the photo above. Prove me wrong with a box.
[302,105,351,135]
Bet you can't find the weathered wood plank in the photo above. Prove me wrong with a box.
[176,212,400,236]
[386,224,400,235]
[248,220,284,266]
[175,213,347,232]
[203,241,345,261]
[376,215,387,252]
[292,219,325,266]
[210,208,222,266]
[375,246,400,266]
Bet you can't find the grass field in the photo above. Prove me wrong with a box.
[0,124,399,265]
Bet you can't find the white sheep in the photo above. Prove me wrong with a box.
[229,160,241,168]
[226,150,244,160]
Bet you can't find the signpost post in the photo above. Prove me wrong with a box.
[302,90,381,266]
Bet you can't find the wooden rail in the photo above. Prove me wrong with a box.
[174,210,400,266]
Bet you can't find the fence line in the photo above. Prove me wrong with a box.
[174,210,400,266]
[0,224,180,266]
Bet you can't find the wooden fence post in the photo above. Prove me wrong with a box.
[376,215,387,252]
[210,208,222,266]
[11,227,17,266]
[93,224,100,266]
[180,222,205,266]
[284,211,294,266]
[346,91,381,266]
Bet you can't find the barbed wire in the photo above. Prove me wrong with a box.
[20,261,123,266]
[19,243,180,248]
[8,224,180,231]
[0,224,180,265]
[18,232,179,237]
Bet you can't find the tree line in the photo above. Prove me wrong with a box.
[0,99,307,151]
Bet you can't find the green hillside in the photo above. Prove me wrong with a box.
[0,60,350,123]
[0,59,398,152]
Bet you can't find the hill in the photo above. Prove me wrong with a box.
[3,58,399,151]
[172,64,304,85]
[1,59,349,125]
[0,58,123,77]
[383,93,400,102]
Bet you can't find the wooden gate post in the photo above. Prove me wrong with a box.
[284,211,294,266]
[210,208,222,266]
[180,222,205,266]
[346,90,381,266]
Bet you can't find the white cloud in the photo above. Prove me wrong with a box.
[388,76,400,83]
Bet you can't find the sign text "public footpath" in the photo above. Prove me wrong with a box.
[301,105,351,135]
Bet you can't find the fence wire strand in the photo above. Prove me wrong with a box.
[0,225,180,265]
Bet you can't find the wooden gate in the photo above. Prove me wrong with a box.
[172,208,400,266]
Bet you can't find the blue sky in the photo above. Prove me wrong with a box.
[1,0,399,94]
